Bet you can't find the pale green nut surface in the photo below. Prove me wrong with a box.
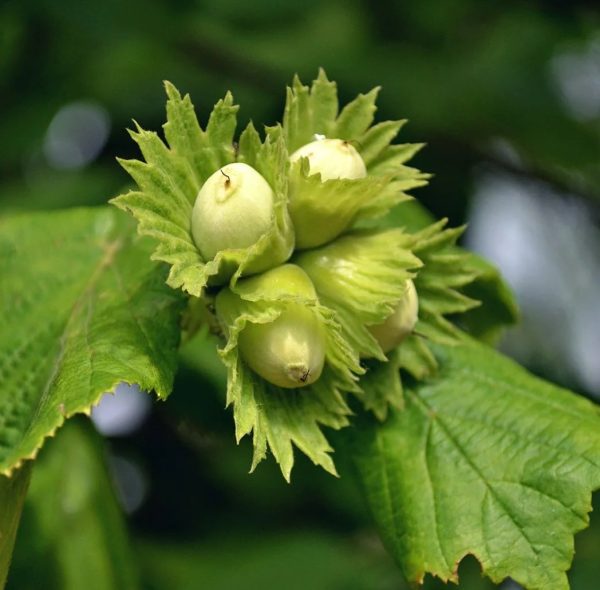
[191,162,274,261]
[238,304,326,388]
[236,262,319,299]
[290,138,367,181]
[216,264,327,389]
[368,279,419,354]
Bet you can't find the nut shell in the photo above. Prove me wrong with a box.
[191,162,274,261]
[238,304,326,389]
[290,138,366,181]
[368,279,419,353]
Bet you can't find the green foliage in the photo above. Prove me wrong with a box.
[8,418,140,590]
[112,85,294,294]
[215,266,362,480]
[0,207,184,475]
[111,83,236,296]
[377,199,520,343]
[279,70,428,222]
[112,75,444,478]
[358,348,405,421]
[0,466,30,589]
[1,60,598,590]
[296,228,421,361]
[139,532,406,590]
[458,253,521,344]
[341,339,600,590]
[408,221,480,342]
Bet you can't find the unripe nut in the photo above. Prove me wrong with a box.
[368,279,419,353]
[191,162,274,261]
[238,303,326,389]
[215,264,327,389]
[289,138,367,181]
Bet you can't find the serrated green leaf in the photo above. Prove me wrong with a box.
[163,81,238,184]
[0,466,30,590]
[357,120,406,167]
[205,92,238,160]
[412,220,479,343]
[341,339,600,590]
[9,418,140,590]
[309,68,339,138]
[297,228,423,421]
[163,81,216,186]
[399,334,438,380]
[230,359,352,481]
[0,207,184,475]
[388,219,481,381]
[368,143,427,177]
[113,83,234,295]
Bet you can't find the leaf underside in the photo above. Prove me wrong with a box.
[0,207,184,475]
[342,339,600,590]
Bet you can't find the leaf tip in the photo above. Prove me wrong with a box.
[163,80,181,100]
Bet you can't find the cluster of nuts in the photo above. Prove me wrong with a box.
[191,137,418,390]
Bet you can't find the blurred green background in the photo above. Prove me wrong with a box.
[2,1,600,588]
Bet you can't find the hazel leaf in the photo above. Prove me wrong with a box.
[340,339,600,590]
[458,252,520,343]
[0,207,184,476]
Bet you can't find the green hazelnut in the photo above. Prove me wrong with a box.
[238,303,325,388]
[216,264,326,389]
[289,138,367,181]
[191,162,275,261]
[238,263,318,299]
[368,279,419,353]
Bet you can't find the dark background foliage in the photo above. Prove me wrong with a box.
[2,1,599,588]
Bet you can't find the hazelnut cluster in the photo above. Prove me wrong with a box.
[194,136,418,389]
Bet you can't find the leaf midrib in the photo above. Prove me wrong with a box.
[409,389,562,588]
[17,233,125,462]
